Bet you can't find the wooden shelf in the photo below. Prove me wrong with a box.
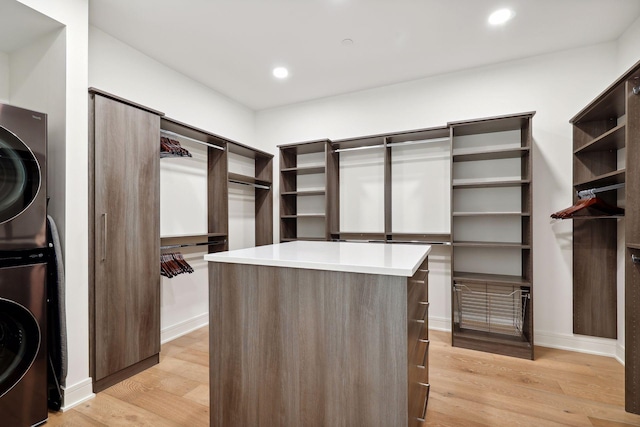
[453,271,531,286]
[281,214,326,219]
[571,214,624,220]
[574,169,625,190]
[331,232,386,241]
[452,328,532,360]
[574,123,626,154]
[452,212,530,217]
[452,147,529,162]
[281,190,326,196]
[228,172,272,187]
[281,165,325,175]
[449,112,535,136]
[293,237,327,242]
[161,232,226,240]
[627,243,640,250]
[452,179,530,189]
[278,139,328,154]
[453,241,530,249]
[388,233,451,244]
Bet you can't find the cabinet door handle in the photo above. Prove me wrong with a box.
[102,213,108,262]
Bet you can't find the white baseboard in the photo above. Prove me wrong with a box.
[428,315,452,332]
[534,329,620,360]
[61,377,94,411]
[616,342,625,365]
[161,313,209,344]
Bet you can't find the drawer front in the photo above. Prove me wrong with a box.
[411,338,429,368]
[409,380,430,424]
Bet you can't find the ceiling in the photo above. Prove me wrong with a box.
[89,0,640,111]
[0,0,63,52]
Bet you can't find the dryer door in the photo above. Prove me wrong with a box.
[0,298,40,398]
[0,126,41,224]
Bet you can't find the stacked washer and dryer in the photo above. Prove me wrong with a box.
[0,103,48,426]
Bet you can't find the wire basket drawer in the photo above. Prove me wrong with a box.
[454,282,530,337]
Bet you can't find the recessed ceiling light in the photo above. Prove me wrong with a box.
[273,67,289,79]
[488,8,515,26]
[341,38,354,46]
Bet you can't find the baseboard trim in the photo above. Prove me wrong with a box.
[161,312,209,344]
[428,315,451,332]
[616,342,625,365]
[61,377,94,411]
[535,329,620,360]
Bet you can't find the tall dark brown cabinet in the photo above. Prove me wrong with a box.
[569,59,640,414]
[89,89,162,392]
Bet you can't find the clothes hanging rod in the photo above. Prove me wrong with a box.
[334,144,385,153]
[334,136,451,153]
[160,129,225,151]
[161,240,226,250]
[228,179,271,190]
[576,182,625,199]
[386,137,450,148]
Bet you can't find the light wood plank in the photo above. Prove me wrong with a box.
[49,327,640,427]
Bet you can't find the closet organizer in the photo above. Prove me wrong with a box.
[566,59,640,415]
[88,88,273,392]
[279,112,534,359]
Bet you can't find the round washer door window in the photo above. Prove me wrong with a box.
[0,298,40,398]
[0,126,41,224]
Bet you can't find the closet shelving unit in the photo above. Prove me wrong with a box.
[160,117,230,252]
[278,139,337,242]
[226,141,274,247]
[569,59,640,414]
[449,112,535,359]
[277,128,452,245]
[570,74,627,339]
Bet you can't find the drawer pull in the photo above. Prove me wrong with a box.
[417,382,430,421]
[418,339,430,367]
[411,279,426,284]
[418,269,429,273]
[419,301,429,306]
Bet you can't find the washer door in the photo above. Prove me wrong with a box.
[0,298,40,398]
[0,126,41,224]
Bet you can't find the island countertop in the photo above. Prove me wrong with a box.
[204,240,431,277]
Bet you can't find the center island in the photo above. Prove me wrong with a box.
[205,241,431,427]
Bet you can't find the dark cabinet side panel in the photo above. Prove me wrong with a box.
[93,94,160,381]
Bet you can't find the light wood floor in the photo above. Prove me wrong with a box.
[46,327,640,426]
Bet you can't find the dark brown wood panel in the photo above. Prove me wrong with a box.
[326,143,340,239]
[92,94,160,383]
[210,263,413,427]
[626,248,640,414]
[625,77,640,415]
[208,142,228,249]
[573,220,617,339]
[255,155,273,246]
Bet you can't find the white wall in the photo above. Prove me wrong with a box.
[618,14,640,73]
[9,27,67,256]
[89,26,255,146]
[257,43,624,355]
[88,26,259,343]
[17,0,90,409]
[0,51,8,101]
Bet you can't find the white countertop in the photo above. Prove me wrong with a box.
[204,241,431,276]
